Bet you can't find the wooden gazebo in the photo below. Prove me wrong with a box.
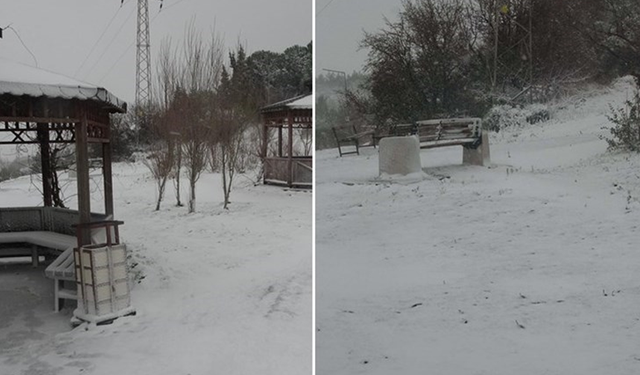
[261,94,312,188]
[0,58,126,244]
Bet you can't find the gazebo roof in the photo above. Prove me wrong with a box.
[261,94,312,113]
[0,58,126,113]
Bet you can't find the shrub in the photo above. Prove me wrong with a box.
[484,103,550,132]
[603,90,640,152]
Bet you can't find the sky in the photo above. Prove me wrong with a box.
[0,0,312,104]
[316,0,402,76]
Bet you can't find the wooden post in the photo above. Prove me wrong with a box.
[262,120,268,185]
[37,123,53,207]
[287,111,293,187]
[278,126,283,157]
[75,108,91,245]
[102,142,114,216]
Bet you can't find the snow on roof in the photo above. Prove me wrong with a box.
[261,94,312,112]
[287,95,312,109]
[0,58,126,113]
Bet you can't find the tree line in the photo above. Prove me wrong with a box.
[324,0,640,131]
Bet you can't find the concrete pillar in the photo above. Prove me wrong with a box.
[379,136,422,176]
[463,132,490,166]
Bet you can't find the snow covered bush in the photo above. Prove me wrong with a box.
[604,89,640,152]
[483,104,550,132]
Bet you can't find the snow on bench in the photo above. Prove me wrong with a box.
[45,246,77,311]
[0,231,76,265]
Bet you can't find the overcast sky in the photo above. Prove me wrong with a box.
[0,0,311,104]
[316,0,402,76]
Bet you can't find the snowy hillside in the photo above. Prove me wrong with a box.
[0,164,311,375]
[316,77,640,374]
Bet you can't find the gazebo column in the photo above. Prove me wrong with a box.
[37,123,53,207]
[75,111,91,244]
[278,126,283,157]
[287,111,293,187]
[102,142,114,216]
[262,122,268,185]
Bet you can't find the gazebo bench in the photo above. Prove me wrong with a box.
[0,231,77,311]
[0,231,75,266]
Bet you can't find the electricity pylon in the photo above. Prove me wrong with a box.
[135,0,151,108]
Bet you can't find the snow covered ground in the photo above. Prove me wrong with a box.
[0,164,311,375]
[316,78,640,374]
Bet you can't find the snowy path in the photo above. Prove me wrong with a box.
[0,165,311,375]
[316,80,640,374]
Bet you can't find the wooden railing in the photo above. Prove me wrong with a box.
[264,157,312,187]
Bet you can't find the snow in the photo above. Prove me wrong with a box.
[287,95,312,109]
[0,58,125,111]
[0,164,311,374]
[316,77,640,374]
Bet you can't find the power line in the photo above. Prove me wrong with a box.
[161,0,189,12]
[317,0,337,16]
[97,10,162,85]
[74,1,128,78]
[82,5,136,80]
[2,25,39,67]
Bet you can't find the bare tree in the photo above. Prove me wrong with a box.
[143,138,174,211]
[216,107,250,210]
[154,21,224,213]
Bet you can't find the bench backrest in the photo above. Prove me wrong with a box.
[332,124,358,140]
[0,207,109,236]
[390,118,481,143]
[415,118,481,143]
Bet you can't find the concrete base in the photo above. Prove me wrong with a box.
[379,136,422,176]
[462,132,490,166]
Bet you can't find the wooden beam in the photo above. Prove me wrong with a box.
[278,126,283,157]
[102,142,114,216]
[287,110,293,187]
[0,116,79,123]
[38,123,53,207]
[75,109,91,244]
[261,120,268,185]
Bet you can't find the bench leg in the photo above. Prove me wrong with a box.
[54,279,65,312]
[31,245,39,267]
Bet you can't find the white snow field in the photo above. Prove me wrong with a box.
[0,165,311,375]
[316,77,640,375]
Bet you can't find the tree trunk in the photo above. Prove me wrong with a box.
[155,178,167,211]
[222,144,230,209]
[175,142,183,206]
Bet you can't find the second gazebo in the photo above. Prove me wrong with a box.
[261,94,312,188]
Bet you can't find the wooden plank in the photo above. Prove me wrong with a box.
[287,110,293,187]
[420,139,476,149]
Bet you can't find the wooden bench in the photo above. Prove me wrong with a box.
[0,231,77,311]
[332,124,376,157]
[388,118,490,166]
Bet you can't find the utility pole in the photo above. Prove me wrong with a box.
[492,0,534,103]
[323,68,347,94]
[135,0,151,109]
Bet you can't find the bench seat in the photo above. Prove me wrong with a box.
[0,231,77,311]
